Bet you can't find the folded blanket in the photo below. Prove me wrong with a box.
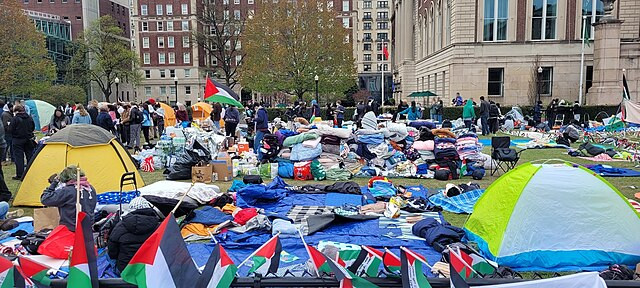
[302,137,322,148]
[412,140,435,151]
[358,133,384,145]
[314,125,353,139]
[272,219,298,238]
[290,143,323,161]
[283,132,318,147]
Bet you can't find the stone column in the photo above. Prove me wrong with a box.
[586,0,623,105]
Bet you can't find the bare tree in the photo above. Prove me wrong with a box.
[195,1,247,88]
[528,55,541,106]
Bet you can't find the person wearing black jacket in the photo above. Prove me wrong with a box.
[87,100,99,125]
[479,96,490,136]
[96,105,115,133]
[488,101,501,134]
[108,197,162,273]
[9,104,35,180]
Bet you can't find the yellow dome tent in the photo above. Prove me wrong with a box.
[159,102,176,127]
[13,124,145,206]
[191,102,212,122]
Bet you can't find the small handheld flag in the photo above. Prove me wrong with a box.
[67,212,99,288]
[242,234,282,276]
[18,257,51,287]
[0,256,27,288]
[196,244,237,288]
[382,249,401,274]
[400,247,432,288]
[347,246,383,277]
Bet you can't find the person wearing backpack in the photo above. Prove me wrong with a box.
[128,104,143,150]
[223,106,239,138]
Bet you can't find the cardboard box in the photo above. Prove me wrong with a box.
[192,164,213,183]
[211,160,233,181]
[34,207,60,231]
[217,152,232,166]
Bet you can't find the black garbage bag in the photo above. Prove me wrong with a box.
[165,140,211,180]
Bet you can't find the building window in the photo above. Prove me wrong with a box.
[144,70,151,78]
[483,0,507,41]
[157,21,164,31]
[539,67,553,95]
[364,43,372,51]
[170,86,176,96]
[184,69,191,77]
[168,52,175,64]
[160,86,167,96]
[364,22,371,30]
[248,0,254,4]
[377,22,388,29]
[145,87,152,96]
[168,36,174,48]
[170,69,176,77]
[342,0,349,11]
[166,21,173,31]
[141,5,148,15]
[532,0,557,40]
[377,12,388,19]
[234,0,240,4]
[160,69,166,78]
[234,10,241,19]
[383,64,388,71]
[377,32,388,41]
[76,16,82,20]
[157,36,164,48]
[585,65,593,92]
[185,86,191,95]
[342,18,349,28]
[156,4,163,15]
[159,53,166,64]
[142,37,149,48]
[182,36,190,47]
[142,22,148,31]
[364,64,371,71]
[581,0,604,39]
[364,32,372,41]
[327,1,334,9]
[50,0,54,3]
[487,68,504,97]
[235,55,242,65]
[211,56,218,66]
[183,52,191,64]
[181,20,189,31]
[377,54,383,61]
[377,1,387,8]
[166,4,173,15]
[363,1,371,8]
[143,53,150,64]
[364,12,372,20]
[364,54,372,61]
[248,9,255,18]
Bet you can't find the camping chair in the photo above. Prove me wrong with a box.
[119,172,138,220]
[491,136,523,176]
[554,114,564,128]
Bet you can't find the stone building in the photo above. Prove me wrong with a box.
[391,0,640,106]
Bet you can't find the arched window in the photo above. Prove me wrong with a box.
[429,5,434,54]
[438,0,443,49]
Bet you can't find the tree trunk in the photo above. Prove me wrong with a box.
[102,87,111,103]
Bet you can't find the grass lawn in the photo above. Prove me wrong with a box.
[7,133,640,229]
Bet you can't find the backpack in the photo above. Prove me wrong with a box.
[599,264,635,280]
[131,108,143,124]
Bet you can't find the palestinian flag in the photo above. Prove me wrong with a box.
[400,247,432,288]
[305,244,332,276]
[67,212,98,288]
[203,77,244,108]
[246,235,282,276]
[195,244,237,288]
[121,214,199,288]
[0,256,26,288]
[347,246,383,277]
[449,248,471,288]
[322,253,379,288]
[623,74,631,100]
[18,257,51,286]
[382,249,401,274]
[468,253,496,276]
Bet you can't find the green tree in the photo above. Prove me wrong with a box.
[33,84,86,107]
[241,0,356,101]
[0,0,56,97]
[66,16,141,102]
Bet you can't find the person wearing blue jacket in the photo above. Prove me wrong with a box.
[96,105,115,133]
[253,104,269,160]
[398,101,421,121]
[140,104,152,145]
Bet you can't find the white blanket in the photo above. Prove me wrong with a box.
[138,180,221,204]
[313,125,353,139]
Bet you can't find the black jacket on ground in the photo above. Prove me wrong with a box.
[108,208,161,273]
[8,113,34,141]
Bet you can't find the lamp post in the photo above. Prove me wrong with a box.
[314,75,319,103]
[537,66,543,104]
[114,76,120,102]
[173,75,179,104]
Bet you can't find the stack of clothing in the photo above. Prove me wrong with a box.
[434,138,458,160]
[455,133,482,161]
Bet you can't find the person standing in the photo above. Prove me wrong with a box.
[479,96,490,135]
[488,101,500,134]
[120,104,131,146]
[335,100,345,128]
[398,101,420,120]
[429,102,437,121]
[310,100,321,118]
[72,104,92,124]
[153,103,165,136]
[0,120,12,202]
[87,100,99,125]
[325,103,334,123]
[452,93,464,106]
[223,105,239,138]
[534,101,543,125]
[128,104,143,150]
[9,104,35,180]
[572,101,582,123]
[175,103,189,125]
[1,103,12,164]
[253,104,269,160]
[434,99,444,123]
[40,166,97,231]
[355,101,366,122]
[140,104,152,145]
[96,105,116,134]
[546,99,556,126]
[462,99,476,130]
[212,102,222,131]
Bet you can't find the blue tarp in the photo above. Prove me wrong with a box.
[586,164,640,177]
[478,138,530,147]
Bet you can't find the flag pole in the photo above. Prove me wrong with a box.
[579,15,587,105]
[400,246,433,269]
[237,232,281,269]
[381,61,384,110]
[298,229,321,277]
[170,182,195,215]
[75,165,81,221]
[451,246,481,276]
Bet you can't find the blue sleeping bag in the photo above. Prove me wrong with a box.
[277,159,294,178]
[290,143,323,161]
[237,176,289,207]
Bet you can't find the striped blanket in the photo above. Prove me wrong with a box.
[378,211,441,240]
[428,189,485,214]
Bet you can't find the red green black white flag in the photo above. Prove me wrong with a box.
[400,247,432,288]
[322,252,379,288]
[0,256,27,288]
[67,212,99,288]
[449,247,472,288]
[246,234,282,276]
[305,244,332,276]
[382,249,401,274]
[121,213,200,288]
[18,257,51,287]
[347,246,383,277]
[195,244,237,288]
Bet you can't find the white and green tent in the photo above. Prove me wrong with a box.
[465,161,640,271]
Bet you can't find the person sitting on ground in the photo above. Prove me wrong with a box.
[71,104,92,124]
[48,109,70,134]
[96,104,116,133]
[41,165,97,231]
[108,197,162,274]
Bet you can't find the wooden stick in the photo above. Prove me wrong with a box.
[298,229,320,278]
[75,165,81,221]
[170,182,196,215]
